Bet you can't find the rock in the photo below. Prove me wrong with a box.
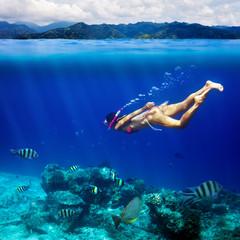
[41,164,69,193]
[126,178,146,195]
[145,190,202,239]
[47,190,85,207]
[211,203,229,214]
[68,169,90,188]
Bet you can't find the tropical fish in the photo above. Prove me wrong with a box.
[58,209,81,219]
[110,170,117,181]
[17,185,30,193]
[181,180,222,206]
[111,196,142,229]
[116,177,124,187]
[10,148,38,160]
[69,165,79,172]
[89,185,102,195]
[17,180,31,193]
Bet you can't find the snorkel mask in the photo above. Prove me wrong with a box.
[103,109,122,130]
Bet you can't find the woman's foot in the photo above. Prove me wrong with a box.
[206,80,224,92]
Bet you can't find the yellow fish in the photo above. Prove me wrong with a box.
[89,185,102,195]
[111,196,142,229]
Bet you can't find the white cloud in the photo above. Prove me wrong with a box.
[0,0,239,26]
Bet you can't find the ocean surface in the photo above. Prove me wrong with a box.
[0,39,239,192]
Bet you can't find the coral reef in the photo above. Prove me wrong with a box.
[41,164,69,193]
[0,166,240,240]
[144,187,240,240]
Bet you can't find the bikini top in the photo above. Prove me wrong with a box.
[125,126,138,134]
[124,106,157,134]
[125,105,164,134]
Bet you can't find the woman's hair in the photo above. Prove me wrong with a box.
[105,112,124,127]
[105,112,116,125]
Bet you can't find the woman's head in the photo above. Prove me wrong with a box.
[104,112,124,129]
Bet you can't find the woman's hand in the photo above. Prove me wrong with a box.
[143,102,155,110]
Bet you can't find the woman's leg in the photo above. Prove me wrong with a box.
[149,87,220,129]
[162,81,223,117]
[178,88,210,129]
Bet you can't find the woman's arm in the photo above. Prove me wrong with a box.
[115,102,154,130]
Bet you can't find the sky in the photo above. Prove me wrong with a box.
[0,0,240,26]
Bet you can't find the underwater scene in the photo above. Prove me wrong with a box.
[0,39,240,239]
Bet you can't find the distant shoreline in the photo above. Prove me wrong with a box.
[1,21,240,40]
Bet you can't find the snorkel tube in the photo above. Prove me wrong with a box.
[104,108,122,130]
[109,109,122,130]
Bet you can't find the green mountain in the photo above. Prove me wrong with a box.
[149,22,240,39]
[11,21,240,39]
[0,21,35,38]
[16,22,125,39]
[214,26,240,35]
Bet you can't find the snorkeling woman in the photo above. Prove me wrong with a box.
[103,81,223,134]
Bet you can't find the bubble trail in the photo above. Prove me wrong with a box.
[121,65,196,110]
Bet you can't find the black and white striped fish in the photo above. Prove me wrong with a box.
[180,180,222,206]
[17,185,30,193]
[10,148,38,160]
[69,165,79,172]
[17,180,31,193]
[58,209,81,219]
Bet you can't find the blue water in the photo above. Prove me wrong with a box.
[0,39,240,191]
